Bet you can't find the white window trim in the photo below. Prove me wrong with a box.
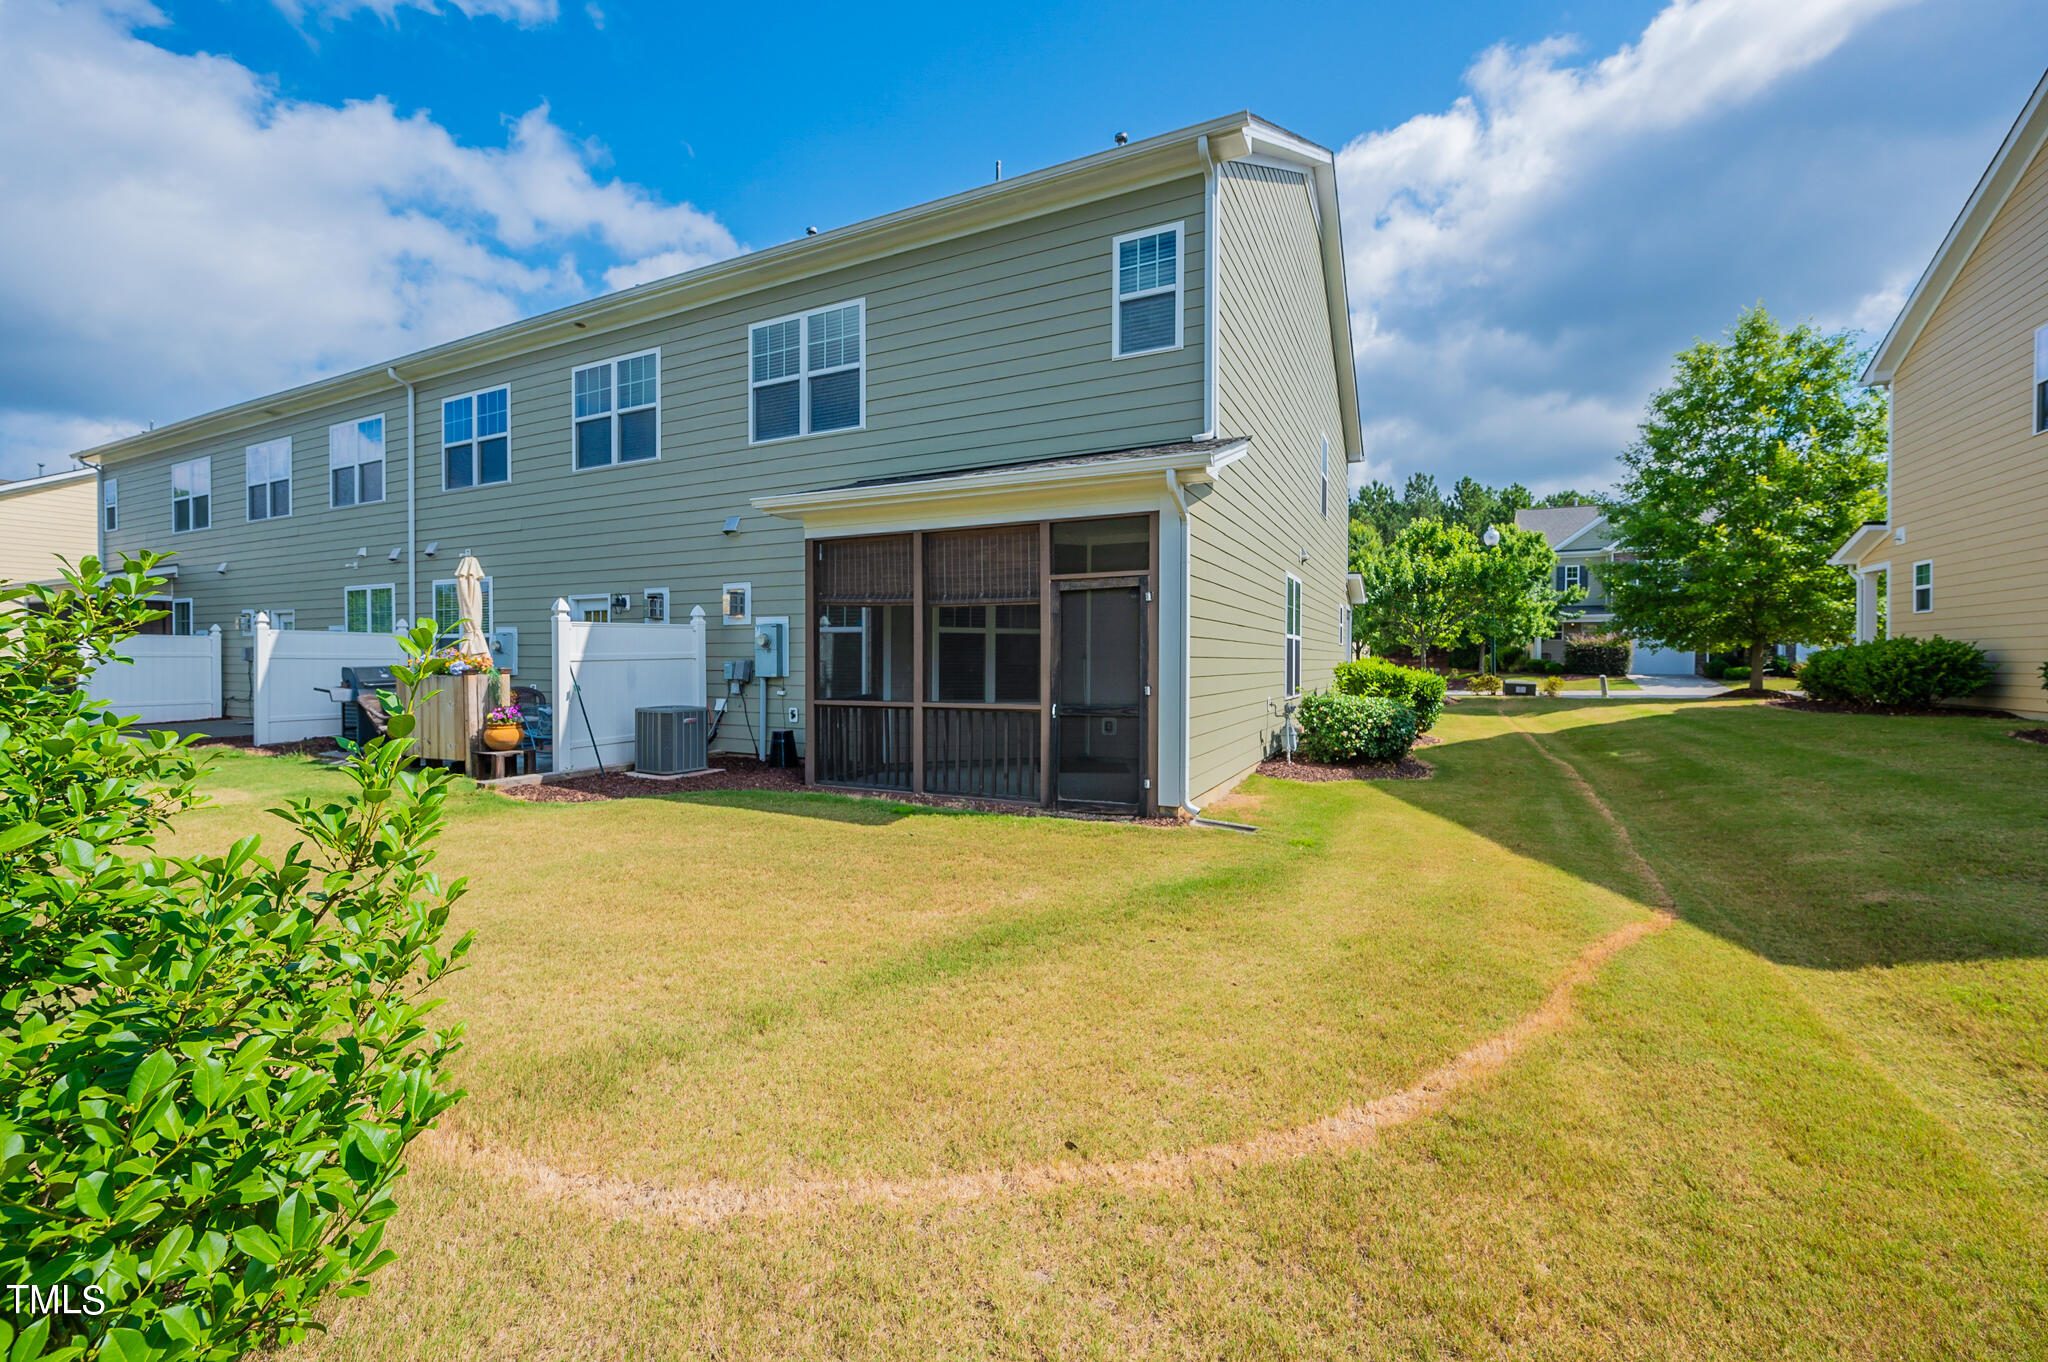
[270,609,296,631]
[1319,434,1330,518]
[329,414,389,509]
[103,478,118,531]
[440,385,513,492]
[432,576,494,641]
[747,300,868,445]
[170,457,211,535]
[244,437,293,523]
[722,581,752,626]
[2034,324,2048,435]
[1110,221,1186,360]
[1563,563,1586,591]
[1284,573,1303,698]
[1912,559,1933,613]
[567,594,614,623]
[169,598,194,636]
[344,582,397,635]
[570,350,661,472]
[644,586,670,623]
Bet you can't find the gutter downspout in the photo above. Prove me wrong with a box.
[94,463,106,569]
[1167,471,1197,817]
[387,367,417,622]
[1197,134,1221,440]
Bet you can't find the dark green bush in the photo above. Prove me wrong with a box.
[1499,646,1529,673]
[1332,658,1448,732]
[1295,691,1418,763]
[1,557,471,1360]
[1563,636,1632,675]
[1797,635,1993,708]
[1723,665,1751,682]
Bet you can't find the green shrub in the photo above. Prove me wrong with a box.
[1466,673,1503,695]
[1563,635,1632,675]
[1539,675,1566,697]
[1498,646,1529,673]
[1332,658,1448,732]
[1723,665,1751,681]
[1,557,471,1360]
[1295,690,1418,764]
[1797,635,1994,708]
[1702,659,1728,680]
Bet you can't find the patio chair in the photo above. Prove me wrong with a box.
[511,684,552,767]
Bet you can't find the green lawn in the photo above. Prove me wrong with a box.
[150,701,2048,1358]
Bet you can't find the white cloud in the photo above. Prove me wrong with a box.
[270,0,560,26]
[0,0,737,477]
[1334,0,2022,497]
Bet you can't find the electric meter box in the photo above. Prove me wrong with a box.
[754,618,789,679]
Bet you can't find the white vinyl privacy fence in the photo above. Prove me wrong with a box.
[251,612,408,746]
[551,599,708,774]
[85,628,223,723]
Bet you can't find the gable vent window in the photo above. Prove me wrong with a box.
[102,477,118,531]
[574,352,660,470]
[1112,223,1182,357]
[330,415,386,507]
[445,387,510,489]
[171,457,211,533]
[1912,561,1933,613]
[245,438,291,521]
[750,301,864,442]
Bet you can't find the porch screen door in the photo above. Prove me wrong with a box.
[1053,577,1145,809]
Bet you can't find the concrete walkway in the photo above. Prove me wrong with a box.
[1622,674,1735,699]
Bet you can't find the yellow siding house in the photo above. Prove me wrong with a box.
[1839,68,2048,719]
[0,466,99,590]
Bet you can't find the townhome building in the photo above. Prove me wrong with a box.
[0,466,98,593]
[1835,68,2048,719]
[1512,505,1698,674]
[77,112,1361,814]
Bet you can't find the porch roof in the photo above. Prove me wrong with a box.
[751,436,1248,522]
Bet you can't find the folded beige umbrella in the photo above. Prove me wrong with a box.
[454,554,491,659]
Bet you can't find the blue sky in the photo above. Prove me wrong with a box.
[0,0,2041,493]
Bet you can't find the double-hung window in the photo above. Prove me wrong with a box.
[1913,561,1933,613]
[329,415,386,507]
[432,577,493,642]
[245,438,291,521]
[1562,563,1585,592]
[573,352,659,469]
[1112,223,1182,357]
[171,458,210,533]
[102,478,118,531]
[1320,435,1330,518]
[169,599,194,636]
[1284,575,1303,697]
[444,386,510,488]
[344,584,396,635]
[2035,325,2048,433]
[749,300,864,442]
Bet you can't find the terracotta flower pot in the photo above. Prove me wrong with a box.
[482,723,523,752]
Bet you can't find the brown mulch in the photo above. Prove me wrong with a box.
[1768,697,2019,719]
[497,756,1183,825]
[1256,754,1433,783]
[2011,729,2048,746]
[192,735,343,757]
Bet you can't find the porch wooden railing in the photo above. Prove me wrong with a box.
[922,705,1039,802]
[813,703,912,790]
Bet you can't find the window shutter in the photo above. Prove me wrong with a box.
[1554,565,1566,591]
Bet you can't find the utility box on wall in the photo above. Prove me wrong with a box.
[754,618,788,679]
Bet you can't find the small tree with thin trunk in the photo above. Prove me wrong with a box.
[1601,306,1887,693]
[1353,519,1480,670]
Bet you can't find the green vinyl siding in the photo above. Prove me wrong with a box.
[1188,160,1350,800]
[99,176,1208,746]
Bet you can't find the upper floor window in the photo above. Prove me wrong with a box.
[329,415,386,507]
[432,576,494,641]
[1319,434,1330,518]
[2036,325,2048,433]
[1562,563,1585,592]
[345,583,395,635]
[750,301,864,442]
[102,478,118,531]
[1112,223,1182,357]
[573,351,659,469]
[245,438,291,521]
[171,457,210,533]
[1913,561,1933,613]
[1284,575,1303,697]
[445,387,510,489]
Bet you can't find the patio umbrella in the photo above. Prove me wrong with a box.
[455,554,491,658]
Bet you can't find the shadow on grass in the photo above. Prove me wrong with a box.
[1377,697,2048,973]
[659,788,934,825]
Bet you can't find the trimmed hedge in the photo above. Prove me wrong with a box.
[1466,672,1503,695]
[1296,691,1419,764]
[1797,635,1993,708]
[1564,636,1632,676]
[1332,658,1448,732]
[1722,665,1751,682]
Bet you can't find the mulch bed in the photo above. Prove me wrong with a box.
[496,756,1183,825]
[2011,729,2048,746]
[1769,697,2019,719]
[191,735,342,757]
[1256,755,1433,782]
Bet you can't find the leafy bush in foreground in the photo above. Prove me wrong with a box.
[1,557,471,1361]
[1797,636,1993,708]
[1296,691,1418,764]
[1332,658,1448,732]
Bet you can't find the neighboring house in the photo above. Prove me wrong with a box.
[1511,506,1698,675]
[76,113,1360,815]
[0,466,98,592]
[1836,68,2048,719]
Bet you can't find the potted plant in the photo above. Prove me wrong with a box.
[482,701,524,751]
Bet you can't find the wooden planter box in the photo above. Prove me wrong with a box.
[401,672,511,768]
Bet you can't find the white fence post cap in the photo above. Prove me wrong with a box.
[253,611,269,630]
[689,604,707,621]
[552,597,572,619]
